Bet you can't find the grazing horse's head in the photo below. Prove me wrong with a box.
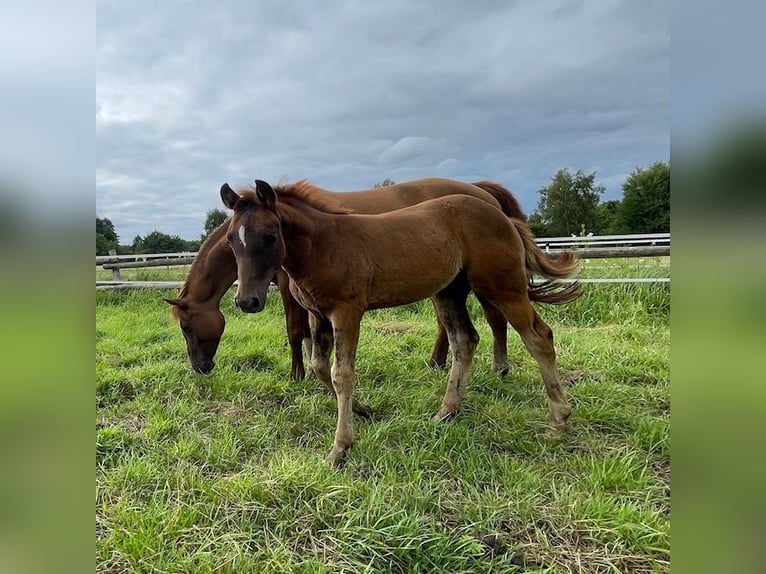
[221,179,284,314]
[163,298,225,374]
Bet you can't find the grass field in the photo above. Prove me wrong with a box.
[96,260,669,573]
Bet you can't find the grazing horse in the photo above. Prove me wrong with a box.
[165,179,529,379]
[164,223,310,377]
[221,178,581,466]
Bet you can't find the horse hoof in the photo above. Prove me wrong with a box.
[326,447,347,468]
[544,426,565,440]
[426,359,447,371]
[352,400,373,419]
[492,365,510,378]
[432,408,457,422]
[544,417,568,439]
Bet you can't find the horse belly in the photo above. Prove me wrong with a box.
[366,246,461,309]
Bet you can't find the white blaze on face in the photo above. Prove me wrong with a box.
[237,224,247,248]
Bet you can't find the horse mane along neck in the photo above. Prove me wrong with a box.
[270,180,351,214]
[177,217,230,299]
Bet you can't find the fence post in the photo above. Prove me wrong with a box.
[107,249,121,280]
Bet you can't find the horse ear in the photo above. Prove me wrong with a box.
[220,183,239,210]
[254,179,276,209]
[163,297,187,309]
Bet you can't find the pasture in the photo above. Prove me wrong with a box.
[96,258,669,573]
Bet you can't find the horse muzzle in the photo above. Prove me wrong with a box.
[192,359,215,374]
[235,295,266,313]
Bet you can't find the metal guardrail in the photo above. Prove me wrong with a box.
[96,234,670,289]
[538,232,669,250]
[96,234,670,264]
[96,252,197,265]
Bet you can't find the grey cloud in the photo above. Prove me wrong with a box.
[97,0,669,239]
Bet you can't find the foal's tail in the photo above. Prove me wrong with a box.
[471,180,526,221]
[511,219,582,305]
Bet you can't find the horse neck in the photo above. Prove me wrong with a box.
[277,199,333,279]
[182,237,237,306]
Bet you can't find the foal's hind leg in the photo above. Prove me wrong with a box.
[427,313,449,370]
[477,296,510,377]
[492,297,571,432]
[310,313,372,419]
[431,287,480,422]
[430,299,509,377]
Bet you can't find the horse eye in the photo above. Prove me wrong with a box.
[263,234,276,246]
[181,324,191,333]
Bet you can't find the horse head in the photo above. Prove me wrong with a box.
[164,296,225,373]
[221,179,285,314]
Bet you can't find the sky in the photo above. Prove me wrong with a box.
[96,0,669,242]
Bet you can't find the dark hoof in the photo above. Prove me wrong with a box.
[426,358,448,371]
[492,363,510,378]
[352,399,373,419]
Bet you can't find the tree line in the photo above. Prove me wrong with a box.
[96,161,669,255]
[96,209,228,256]
[528,161,669,237]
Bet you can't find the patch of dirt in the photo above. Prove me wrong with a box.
[96,412,146,433]
[374,321,418,334]
[206,400,251,421]
[496,518,670,574]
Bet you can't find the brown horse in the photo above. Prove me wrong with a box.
[165,179,528,378]
[164,222,310,377]
[221,178,581,466]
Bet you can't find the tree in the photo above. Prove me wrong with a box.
[183,238,202,252]
[132,230,187,254]
[616,161,670,233]
[594,200,622,235]
[96,216,119,255]
[96,233,115,255]
[97,217,118,243]
[203,208,228,238]
[527,212,549,237]
[533,169,604,236]
[373,178,395,188]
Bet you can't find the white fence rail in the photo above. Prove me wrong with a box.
[97,233,670,289]
[537,232,669,250]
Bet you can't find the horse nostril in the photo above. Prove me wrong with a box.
[236,296,261,313]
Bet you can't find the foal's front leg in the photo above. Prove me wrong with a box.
[310,312,372,419]
[277,272,308,380]
[326,308,363,467]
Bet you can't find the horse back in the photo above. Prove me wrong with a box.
[333,178,502,214]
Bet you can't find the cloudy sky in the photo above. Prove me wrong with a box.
[97,0,669,242]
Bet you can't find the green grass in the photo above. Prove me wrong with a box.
[96,275,669,573]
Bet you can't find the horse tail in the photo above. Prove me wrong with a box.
[510,219,582,305]
[471,180,526,221]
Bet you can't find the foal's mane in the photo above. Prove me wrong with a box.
[240,180,351,215]
[177,217,230,299]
